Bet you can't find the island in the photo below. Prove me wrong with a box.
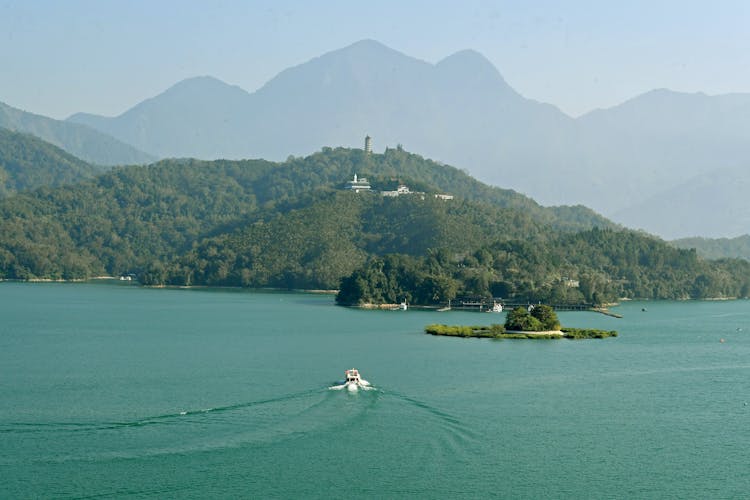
[425,305,618,340]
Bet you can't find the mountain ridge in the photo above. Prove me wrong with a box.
[0,101,155,166]
[61,39,750,238]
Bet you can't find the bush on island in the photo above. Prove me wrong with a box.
[505,304,560,331]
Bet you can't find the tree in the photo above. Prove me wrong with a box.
[530,304,560,330]
[505,306,542,331]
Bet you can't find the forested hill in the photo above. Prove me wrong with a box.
[0,146,745,302]
[275,147,613,231]
[0,128,103,197]
[0,146,601,279]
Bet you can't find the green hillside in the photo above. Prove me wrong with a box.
[152,191,557,289]
[335,228,750,306]
[0,146,745,304]
[0,128,103,197]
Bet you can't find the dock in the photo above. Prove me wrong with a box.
[447,297,596,313]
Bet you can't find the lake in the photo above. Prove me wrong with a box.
[2,282,749,498]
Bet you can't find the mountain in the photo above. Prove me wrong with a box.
[68,76,251,160]
[0,127,102,196]
[614,165,750,239]
[65,40,750,238]
[67,39,574,179]
[576,90,750,215]
[0,101,155,166]
[672,234,750,261]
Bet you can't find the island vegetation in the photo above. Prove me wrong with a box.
[505,305,560,331]
[0,145,747,306]
[425,305,617,340]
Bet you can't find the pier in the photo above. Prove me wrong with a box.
[448,297,594,312]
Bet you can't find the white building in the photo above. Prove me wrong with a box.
[345,173,371,192]
[382,185,412,197]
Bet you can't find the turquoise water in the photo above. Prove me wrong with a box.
[2,282,749,498]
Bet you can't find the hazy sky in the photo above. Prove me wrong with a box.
[1,0,748,119]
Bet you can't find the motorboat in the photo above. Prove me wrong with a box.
[344,368,370,391]
[330,368,371,391]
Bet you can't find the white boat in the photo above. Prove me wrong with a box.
[488,302,503,313]
[330,368,371,391]
[344,368,370,391]
[399,301,408,310]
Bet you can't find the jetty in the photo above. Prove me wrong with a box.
[447,296,595,313]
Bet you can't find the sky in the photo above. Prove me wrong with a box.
[1,0,748,120]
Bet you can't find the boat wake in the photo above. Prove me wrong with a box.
[1,383,386,463]
[3,375,477,467]
[329,383,376,391]
[0,388,323,435]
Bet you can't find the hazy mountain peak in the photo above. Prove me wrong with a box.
[435,48,516,98]
[129,76,250,112]
[339,38,399,55]
[254,38,433,103]
[160,75,248,97]
[311,38,428,70]
[437,48,493,68]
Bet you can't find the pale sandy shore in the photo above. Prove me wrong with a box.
[505,330,564,336]
[359,303,402,310]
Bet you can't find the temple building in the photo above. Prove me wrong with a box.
[345,173,371,192]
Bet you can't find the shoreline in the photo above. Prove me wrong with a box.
[0,279,339,294]
[425,324,618,340]
[1,279,744,304]
[592,308,623,318]
[505,329,564,336]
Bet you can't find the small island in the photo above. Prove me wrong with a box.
[425,305,617,340]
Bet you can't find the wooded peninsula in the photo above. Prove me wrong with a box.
[1,146,748,306]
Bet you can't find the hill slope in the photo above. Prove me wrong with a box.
[0,146,611,281]
[0,128,102,196]
[0,147,744,303]
[0,101,155,166]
